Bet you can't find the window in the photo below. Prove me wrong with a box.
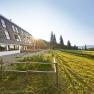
[15,27,18,33]
[4,30,10,39]
[15,34,21,41]
[9,45,14,49]
[12,25,15,32]
[0,44,6,51]
[27,36,31,43]
[15,34,18,39]
[18,35,21,41]
[21,30,24,34]
[14,45,19,50]
[1,19,6,28]
[12,25,19,33]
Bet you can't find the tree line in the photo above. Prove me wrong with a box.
[50,32,78,50]
[33,32,90,50]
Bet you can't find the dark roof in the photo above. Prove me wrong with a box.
[0,15,33,45]
[0,14,31,35]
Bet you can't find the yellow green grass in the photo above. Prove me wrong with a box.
[0,53,57,94]
[0,50,94,94]
[55,50,94,94]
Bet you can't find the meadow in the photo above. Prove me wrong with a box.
[0,52,57,94]
[0,50,94,94]
[55,50,94,94]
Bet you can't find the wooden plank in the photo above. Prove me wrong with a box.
[0,70,56,73]
[5,62,57,64]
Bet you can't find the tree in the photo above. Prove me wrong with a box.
[73,45,78,50]
[50,32,54,48]
[67,40,71,49]
[53,34,56,44]
[50,32,57,49]
[85,44,87,50]
[60,35,64,48]
[50,32,54,43]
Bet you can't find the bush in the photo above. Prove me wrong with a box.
[18,54,52,63]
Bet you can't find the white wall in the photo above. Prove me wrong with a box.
[0,50,20,56]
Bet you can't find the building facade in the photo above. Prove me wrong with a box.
[0,15,33,56]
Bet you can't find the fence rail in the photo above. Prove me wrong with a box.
[0,58,59,94]
[0,70,56,73]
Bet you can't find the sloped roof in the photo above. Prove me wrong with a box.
[0,15,33,45]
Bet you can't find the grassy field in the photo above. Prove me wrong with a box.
[0,52,57,94]
[55,50,94,94]
[0,50,94,94]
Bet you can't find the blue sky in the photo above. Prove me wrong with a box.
[0,0,94,46]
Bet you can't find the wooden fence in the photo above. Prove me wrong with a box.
[0,58,58,94]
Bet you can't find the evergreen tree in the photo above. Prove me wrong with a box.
[50,32,53,43]
[50,32,53,47]
[60,35,64,48]
[73,45,78,50]
[50,32,57,49]
[53,34,57,44]
[67,40,71,49]
[85,44,87,50]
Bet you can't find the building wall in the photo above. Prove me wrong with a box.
[0,50,20,56]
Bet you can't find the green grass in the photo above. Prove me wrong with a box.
[55,50,94,94]
[62,50,94,59]
[0,50,94,94]
[9,63,53,71]
[1,53,54,71]
[18,54,52,63]
[0,71,56,94]
[0,52,57,94]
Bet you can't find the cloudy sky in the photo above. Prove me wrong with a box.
[0,0,94,46]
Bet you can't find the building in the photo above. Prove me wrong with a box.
[0,15,33,56]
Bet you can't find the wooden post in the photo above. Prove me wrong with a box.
[0,58,3,71]
[6,44,9,51]
[55,62,58,92]
[53,57,59,93]
[0,58,3,92]
[53,57,56,72]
